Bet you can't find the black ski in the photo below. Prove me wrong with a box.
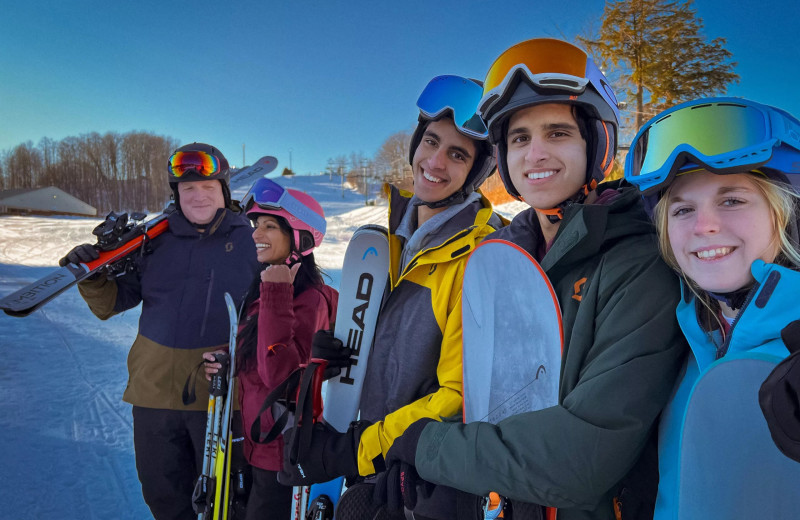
[0,205,175,317]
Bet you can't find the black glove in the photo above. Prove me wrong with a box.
[374,418,435,511]
[277,420,368,486]
[759,320,800,462]
[781,320,800,354]
[59,243,100,267]
[311,329,352,380]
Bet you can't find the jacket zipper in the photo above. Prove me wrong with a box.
[715,281,759,360]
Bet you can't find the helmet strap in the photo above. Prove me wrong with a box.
[534,179,598,223]
[285,251,302,265]
[416,188,468,209]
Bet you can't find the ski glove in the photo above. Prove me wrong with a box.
[277,419,368,486]
[59,243,99,266]
[759,319,800,463]
[782,319,800,354]
[311,329,353,380]
[374,417,435,512]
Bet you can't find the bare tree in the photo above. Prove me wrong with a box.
[374,130,413,185]
[1,131,179,213]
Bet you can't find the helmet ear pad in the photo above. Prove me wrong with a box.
[589,119,616,184]
[296,230,316,255]
[495,139,521,199]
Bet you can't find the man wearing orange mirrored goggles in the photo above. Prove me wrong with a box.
[61,142,261,519]
[379,38,686,520]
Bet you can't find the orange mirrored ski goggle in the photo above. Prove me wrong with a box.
[168,151,221,178]
[479,38,611,121]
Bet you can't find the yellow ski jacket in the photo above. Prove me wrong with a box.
[357,184,505,474]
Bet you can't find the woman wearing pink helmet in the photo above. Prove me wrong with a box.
[204,178,338,520]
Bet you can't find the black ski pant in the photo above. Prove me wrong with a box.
[244,466,292,520]
[133,406,207,520]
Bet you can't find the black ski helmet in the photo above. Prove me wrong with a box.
[167,142,232,211]
[408,75,496,209]
[479,38,620,216]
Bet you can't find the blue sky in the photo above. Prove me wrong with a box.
[2,0,798,175]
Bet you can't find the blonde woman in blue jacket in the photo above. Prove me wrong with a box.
[625,97,800,519]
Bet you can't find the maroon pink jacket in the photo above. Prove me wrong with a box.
[237,280,338,471]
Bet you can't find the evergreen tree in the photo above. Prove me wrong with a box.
[578,0,739,137]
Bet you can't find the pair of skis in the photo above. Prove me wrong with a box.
[193,292,241,520]
[290,225,390,520]
[0,206,174,317]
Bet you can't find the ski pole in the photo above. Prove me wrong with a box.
[195,352,230,520]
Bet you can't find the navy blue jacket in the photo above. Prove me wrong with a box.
[78,208,260,410]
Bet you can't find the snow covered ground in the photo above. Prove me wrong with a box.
[0,174,523,519]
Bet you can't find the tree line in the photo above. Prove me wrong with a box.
[1,132,179,214]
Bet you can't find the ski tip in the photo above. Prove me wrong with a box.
[2,307,33,318]
[353,224,388,236]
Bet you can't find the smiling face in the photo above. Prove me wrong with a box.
[505,103,588,210]
[251,215,292,265]
[411,118,476,207]
[178,180,225,225]
[665,171,779,294]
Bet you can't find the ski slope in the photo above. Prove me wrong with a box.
[0,174,523,519]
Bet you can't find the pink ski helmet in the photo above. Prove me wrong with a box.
[242,178,326,262]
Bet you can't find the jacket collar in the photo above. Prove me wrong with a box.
[678,260,800,362]
[168,208,248,237]
[501,184,651,274]
[385,183,498,279]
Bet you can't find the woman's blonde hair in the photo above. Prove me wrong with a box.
[653,171,800,332]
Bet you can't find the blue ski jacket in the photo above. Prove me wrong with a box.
[654,260,800,519]
[77,208,260,410]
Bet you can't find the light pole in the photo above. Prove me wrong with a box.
[339,163,345,199]
[361,159,369,205]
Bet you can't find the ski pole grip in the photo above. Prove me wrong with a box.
[209,352,230,397]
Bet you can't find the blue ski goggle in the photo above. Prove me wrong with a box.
[625,97,800,195]
[241,178,326,235]
[416,75,488,139]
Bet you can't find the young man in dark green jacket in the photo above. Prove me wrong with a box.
[378,38,686,520]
